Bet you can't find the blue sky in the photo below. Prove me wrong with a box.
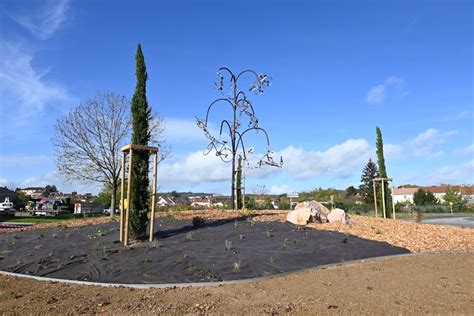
[0,0,473,195]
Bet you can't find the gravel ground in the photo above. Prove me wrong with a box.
[0,250,472,315]
[1,210,472,315]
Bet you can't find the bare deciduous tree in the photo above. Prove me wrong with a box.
[53,92,168,217]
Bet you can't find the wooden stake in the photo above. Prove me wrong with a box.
[149,153,157,242]
[124,148,133,246]
[119,151,125,242]
[381,179,386,219]
[373,180,378,218]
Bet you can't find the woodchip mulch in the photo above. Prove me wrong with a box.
[2,210,473,253]
[169,210,474,253]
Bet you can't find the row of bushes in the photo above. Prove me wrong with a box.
[395,201,474,213]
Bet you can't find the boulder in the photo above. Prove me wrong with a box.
[327,208,348,224]
[287,200,330,225]
[286,207,312,225]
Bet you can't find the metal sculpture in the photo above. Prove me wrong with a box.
[196,67,283,209]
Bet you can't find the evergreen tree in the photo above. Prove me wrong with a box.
[413,189,439,206]
[130,44,152,239]
[359,159,378,204]
[236,157,243,209]
[375,126,392,217]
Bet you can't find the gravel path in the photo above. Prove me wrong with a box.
[0,250,472,314]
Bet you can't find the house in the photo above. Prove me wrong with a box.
[392,185,474,204]
[17,187,45,199]
[190,196,211,208]
[157,196,176,207]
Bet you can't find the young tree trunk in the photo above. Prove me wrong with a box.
[110,179,117,218]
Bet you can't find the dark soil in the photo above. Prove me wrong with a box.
[0,217,409,284]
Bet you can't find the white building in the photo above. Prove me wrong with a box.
[392,186,474,204]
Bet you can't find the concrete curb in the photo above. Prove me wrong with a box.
[1,249,472,289]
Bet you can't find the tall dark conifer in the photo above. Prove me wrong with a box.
[375,126,392,218]
[359,158,378,204]
[130,44,151,239]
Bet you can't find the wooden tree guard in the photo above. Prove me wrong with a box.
[120,144,158,246]
[372,177,393,219]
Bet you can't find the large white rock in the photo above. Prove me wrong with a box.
[286,207,312,225]
[287,200,330,225]
[327,208,348,224]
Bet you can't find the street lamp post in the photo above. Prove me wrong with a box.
[196,67,283,210]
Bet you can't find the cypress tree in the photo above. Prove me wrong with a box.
[130,44,151,239]
[375,126,392,218]
[359,158,378,204]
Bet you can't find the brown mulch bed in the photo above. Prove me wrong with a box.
[169,210,474,253]
[308,215,474,253]
[0,216,113,233]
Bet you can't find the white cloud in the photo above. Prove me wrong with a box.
[422,160,474,185]
[366,84,386,103]
[410,128,458,158]
[366,76,406,104]
[384,143,404,161]
[164,118,207,142]
[158,139,372,187]
[456,143,474,155]
[0,42,75,139]
[12,0,70,40]
[279,139,371,180]
[159,151,230,185]
[0,42,73,112]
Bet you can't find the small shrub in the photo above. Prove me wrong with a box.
[33,244,42,250]
[185,231,195,241]
[270,256,276,263]
[246,217,255,226]
[233,260,243,272]
[101,246,108,260]
[150,240,161,249]
[143,257,153,263]
[265,229,273,238]
[38,231,46,238]
[192,216,205,228]
[91,241,101,251]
